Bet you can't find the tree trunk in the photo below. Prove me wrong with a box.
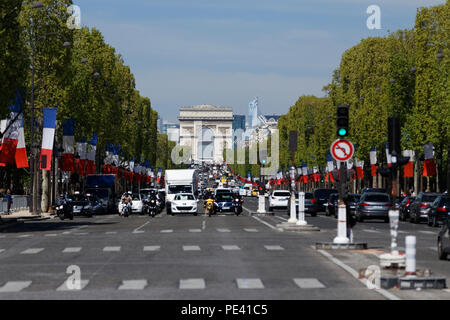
[41,170,49,213]
[414,159,419,196]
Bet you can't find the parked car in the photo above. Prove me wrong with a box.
[428,195,450,227]
[399,196,415,221]
[438,217,450,260]
[345,193,361,216]
[294,192,317,217]
[325,193,339,217]
[408,192,441,224]
[269,190,291,211]
[170,193,198,216]
[361,188,387,194]
[355,193,392,223]
[314,189,338,212]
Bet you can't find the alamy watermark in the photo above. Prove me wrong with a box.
[366,5,381,30]
[67,5,81,30]
[65,265,82,290]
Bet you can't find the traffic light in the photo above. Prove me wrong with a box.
[336,105,349,137]
[388,117,401,157]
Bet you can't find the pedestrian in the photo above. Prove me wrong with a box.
[6,189,13,215]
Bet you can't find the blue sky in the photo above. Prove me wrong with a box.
[74,0,445,122]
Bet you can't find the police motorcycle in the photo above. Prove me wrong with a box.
[120,192,132,217]
[232,193,243,216]
[56,194,74,221]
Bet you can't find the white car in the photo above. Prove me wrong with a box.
[170,193,198,216]
[118,193,144,214]
[269,190,291,211]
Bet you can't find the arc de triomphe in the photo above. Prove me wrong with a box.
[178,105,234,164]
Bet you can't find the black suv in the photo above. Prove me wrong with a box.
[314,189,338,213]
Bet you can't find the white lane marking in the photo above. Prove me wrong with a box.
[21,248,44,254]
[45,234,58,237]
[103,246,121,252]
[217,228,231,233]
[0,281,32,293]
[144,246,161,251]
[443,289,450,293]
[236,278,264,289]
[78,225,89,229]
[202,220,206,230]
[183,246,201,251]
[189,229,202,233]
[133,221,150,234]
[0,236,6,239]
[244,228,259,233]
[273,215,288,222]
[62,231,72,235]
[161,229,173,233]
[0,249,5,254]
[316,249,400,300]
[18,235,31,238]
[105,232,117,235]
[429,247,438,252]
[419,231,437,235]
[118,280,148,290]
[63,247,82,253]
[56,280,89,291]
[363,229,381,233]
[294,278,326,289]
[179,279,205,290]
[264,245,284,251]
[74,233,89,236]
[252,215,279,231]
[222,245,241,251]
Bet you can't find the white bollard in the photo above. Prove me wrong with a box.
[389,209,400,256]
[333,203,349,244]
[296,191,307,226]
[288,193,298,223]
[257,194,266,214]
[405,236,416,276]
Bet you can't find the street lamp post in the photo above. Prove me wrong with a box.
[29,2,72,214]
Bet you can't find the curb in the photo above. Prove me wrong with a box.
[0,219,24,231]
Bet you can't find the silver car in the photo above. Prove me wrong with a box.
[355,193,392,223]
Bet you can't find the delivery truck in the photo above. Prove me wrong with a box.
[165,169,198,214]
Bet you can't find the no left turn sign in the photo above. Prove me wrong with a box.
[331,139,354,162]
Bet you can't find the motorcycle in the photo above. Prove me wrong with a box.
[57,201,74,221]
[121,202,131,217]
[148,198,157,217]
[205,200,215,217]
[232,198,243,216]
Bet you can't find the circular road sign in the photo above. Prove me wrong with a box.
[331,139,354,162]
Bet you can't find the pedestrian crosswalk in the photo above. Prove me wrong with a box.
[1,244,295,255]
[0,277,327,293]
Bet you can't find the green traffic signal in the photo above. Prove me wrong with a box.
[338,128,347,136]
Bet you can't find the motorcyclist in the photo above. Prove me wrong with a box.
[204,192,215,216]
[120,191,133,216]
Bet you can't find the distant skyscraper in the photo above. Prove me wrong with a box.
[248,97,260,129]
[232,115,246,150]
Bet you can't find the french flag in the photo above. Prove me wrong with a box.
[355,158,364,180]
[370,147,377,177]
[40,108,57,170]
[76,139,88,176]
[87,133,98,175]
[15,113,28,169]
[385,143,392,167]
[403,150,414,178]
[0,116,19,166]
[422,143,437,177]
[62,119,75,172]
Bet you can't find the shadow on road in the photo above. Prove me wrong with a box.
[0,220,117,234]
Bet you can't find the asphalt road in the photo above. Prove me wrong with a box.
[0,196,448,300]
